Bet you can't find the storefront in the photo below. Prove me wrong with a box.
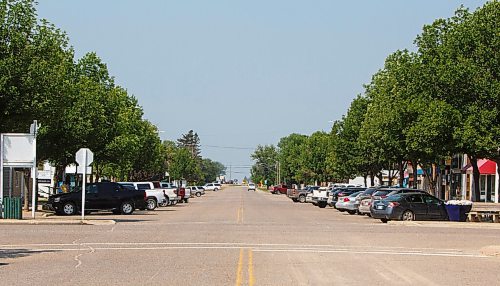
[463,159,498,203]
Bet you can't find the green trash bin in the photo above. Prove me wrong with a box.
[2,197,22,219]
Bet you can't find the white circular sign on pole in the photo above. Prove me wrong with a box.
[75,148,93,220]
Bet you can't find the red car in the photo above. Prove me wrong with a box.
[272,184,288,195]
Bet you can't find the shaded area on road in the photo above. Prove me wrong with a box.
[0,249,59,268]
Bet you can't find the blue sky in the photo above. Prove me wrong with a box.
[37,0,487,180]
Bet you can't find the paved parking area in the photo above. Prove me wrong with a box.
[1,186,499,285]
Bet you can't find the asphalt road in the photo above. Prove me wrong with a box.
[1,186,499,286]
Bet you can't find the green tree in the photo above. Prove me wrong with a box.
[177,130,201,159]
[415,2,500,199]
[250,145,278,186]
[200,158,226,184]
[277,133,308,183]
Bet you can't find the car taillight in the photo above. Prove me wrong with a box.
[343,197,350,202]
[389,202,400,207]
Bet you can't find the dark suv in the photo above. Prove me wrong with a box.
[47,182,147,215]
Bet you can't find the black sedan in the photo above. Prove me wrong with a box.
[371,192,448,223]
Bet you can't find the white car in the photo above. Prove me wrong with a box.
[204,183,221,191]
[187,186,205,197]
[248,183,256,191]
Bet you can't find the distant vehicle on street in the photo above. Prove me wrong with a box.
[248,183,256,191]
[47,182,147,216]
[371,192,448,223]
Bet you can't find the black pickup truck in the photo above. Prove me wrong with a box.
[47,182,147,215]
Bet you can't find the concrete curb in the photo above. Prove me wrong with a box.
[388,221,500,229]
[0,219,116,225]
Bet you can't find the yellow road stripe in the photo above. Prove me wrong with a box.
[235,248,244,286]
[248,249,255,286]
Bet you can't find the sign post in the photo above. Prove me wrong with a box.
[75,148,93,220]
[30,121,38,219]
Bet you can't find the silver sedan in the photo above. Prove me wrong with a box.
[335,191,363,214]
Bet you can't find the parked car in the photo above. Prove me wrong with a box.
[371,192,448,223]
[159,182,184,204]
[356,187,384,216]
[271,184,288,195]
[47,182,147,215]
[204,183,221,191]
[329,187,366,208]
[311,187,330,208]
[248,183,256,191]
[335,191,364,214]
[119,182,167,210]
[287,186,319,203]
[187,186,205,197]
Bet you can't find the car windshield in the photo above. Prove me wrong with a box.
[350,191,363,197]
[384,194,403,202]
[373,190,391,196]
[361,188,377,195]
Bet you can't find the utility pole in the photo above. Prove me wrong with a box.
[229,164,232,182]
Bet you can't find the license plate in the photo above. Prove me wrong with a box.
[376,205,384,210]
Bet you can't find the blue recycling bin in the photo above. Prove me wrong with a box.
[445,204,472,222]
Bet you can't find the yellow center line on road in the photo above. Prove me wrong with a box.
[248,249,255,286]
[235,248,244,286]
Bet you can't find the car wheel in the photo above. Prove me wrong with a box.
[120,201,134,215]
[401,210,415,221]
[318,201,327,208]
[62,202,77,216]
[184,198,189,203]
[380,218,388,223]
[214,188,218,192]
[299,195,306,203]
[171,200,178,206]
[292,198,298,203]
[196,192,201,197]
[347,210,356,215]
[146,198,157,210]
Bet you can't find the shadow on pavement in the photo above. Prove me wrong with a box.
[0,249,59,268]
[113,219,152,223]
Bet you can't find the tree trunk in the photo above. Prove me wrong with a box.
[470,156,481,202]
[95,162,100,182]
[377,172,383,186]
[398,160,405,187]
[411,160,418,189]
[370,171,375,186]
[363,173,367,187]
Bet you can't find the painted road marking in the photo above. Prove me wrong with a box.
[248,249,255,286]
[235,248,244,286]
[0,242,470,252]
[2,245,489,259]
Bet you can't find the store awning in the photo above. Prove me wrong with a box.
[465,159,497,175]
